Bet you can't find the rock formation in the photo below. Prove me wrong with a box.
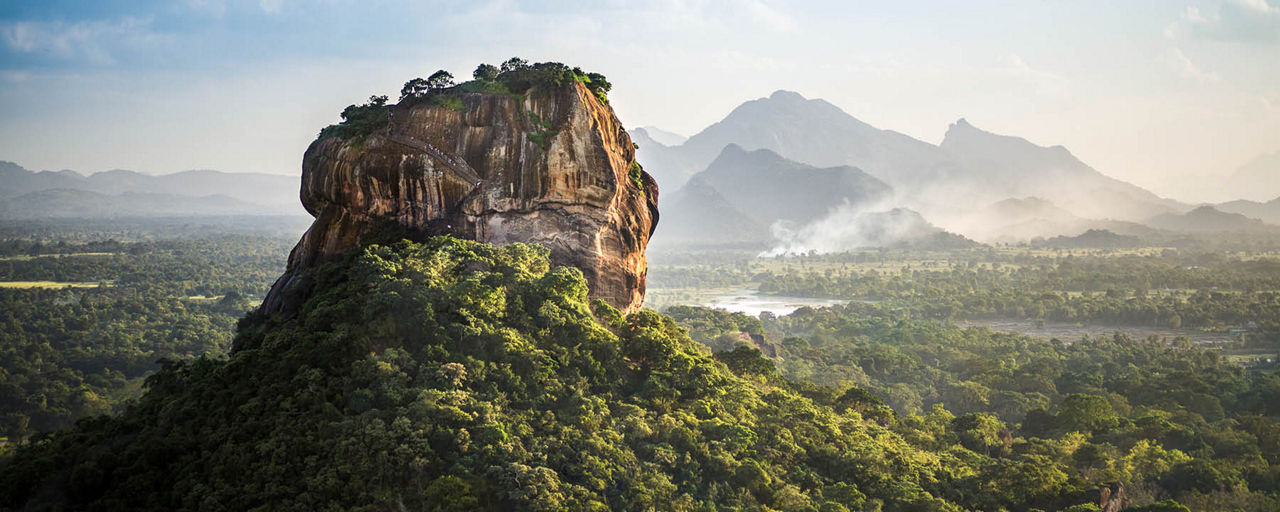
[1095,482,1129,512]
[264,80,659,314]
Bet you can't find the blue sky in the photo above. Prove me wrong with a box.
[1,0,1277,202]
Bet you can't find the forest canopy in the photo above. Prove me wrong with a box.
[0,236,1177,512]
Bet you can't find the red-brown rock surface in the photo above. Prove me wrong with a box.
[264,81,659,314]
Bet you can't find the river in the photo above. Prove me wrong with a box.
[702,288,848,317]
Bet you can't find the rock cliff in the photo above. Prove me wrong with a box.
[264,80,659,314]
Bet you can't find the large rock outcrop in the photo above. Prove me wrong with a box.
[264,81,659,314]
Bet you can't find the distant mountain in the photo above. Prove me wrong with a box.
[652,145,892,247]
[0,189,281,219]
[1033,229,1142,249]
[1146,205,1274,233]
[652,178,769,246]
[938,119,1181,221]
[634,91,1183,240]
[636,90,958,192]
[633,126,687,146]
[983,197,1079,221]
[0,161,87,198]
[694,144,892,224]
[628,131,702,194]
[0,161,302,217]
[951,196,1163,243]
[1223,151,1280,202]
[1216,197,1280,225]
[951,197,1081,243]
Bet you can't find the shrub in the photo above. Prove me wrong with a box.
[317,95,389,141]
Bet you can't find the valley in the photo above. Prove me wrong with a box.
[1,52,1278,511]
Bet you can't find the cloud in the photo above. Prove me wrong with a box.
[997,53,1070,98]
[442,0,798,44]
[1167,47,1221,83]
[744,0,799,32]
[1,17,161,65]
[1174,0,1280,44]
[259,0,284,14]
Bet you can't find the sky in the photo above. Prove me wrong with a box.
[1,0,1277,203]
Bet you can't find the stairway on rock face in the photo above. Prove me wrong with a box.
[386,134,484,186]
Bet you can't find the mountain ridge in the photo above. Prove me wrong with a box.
[634,91,1187,244]
[1216,197,1280,225]
[651,144,892,248]
[0,161,302,216]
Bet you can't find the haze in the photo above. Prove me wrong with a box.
[2,0,1279,203]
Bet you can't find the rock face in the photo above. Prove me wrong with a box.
[264,81,659,314]
[1095,482,1129,512]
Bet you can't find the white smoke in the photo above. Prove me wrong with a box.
[760,200,939,256]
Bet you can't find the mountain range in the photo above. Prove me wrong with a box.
[631,90,1280,250]
[1216,197,1280,225]
[7,90,1276,247]
[1146,205,1275,233]
[0,161,303,218]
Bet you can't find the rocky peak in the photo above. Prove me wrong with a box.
[265,75,659,314]
[768,89,807,102]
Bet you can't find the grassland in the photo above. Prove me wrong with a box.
[0,281,106,289]
[0,252,116,261]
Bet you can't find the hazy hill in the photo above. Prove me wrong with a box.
[633,92,1182,239]
[938,119,1181,221]
[951,196,1164,243]
[1224,151,1280,202]
[0,189,281,219]
[0,161,86,198]
[651,177,770,246]
[633,126,687,146]
[694,144,892,223]
[949,197,1081,243]
[984,197,1079,221]
[1033,229,1143,249]
[1146,205,1274,233]
[0,161,301,216]
[765,207,978,255]
[653,145,892,247]
[636,90,957,192]
[627,130,698,193]
[1217,197,1280,225]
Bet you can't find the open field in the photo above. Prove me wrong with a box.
[957,318,1237,346]
[0,252,116,261]
[0,281,105,289]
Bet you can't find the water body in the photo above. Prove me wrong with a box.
[705,288,848,317]
[693,291,1240,346]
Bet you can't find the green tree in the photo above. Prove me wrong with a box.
[400,77,429,100]
[1055,394,1119,433]
[952,412,1007,455]
[500,57,529,73]
[426,70,455,90]
[473,63,499,81]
